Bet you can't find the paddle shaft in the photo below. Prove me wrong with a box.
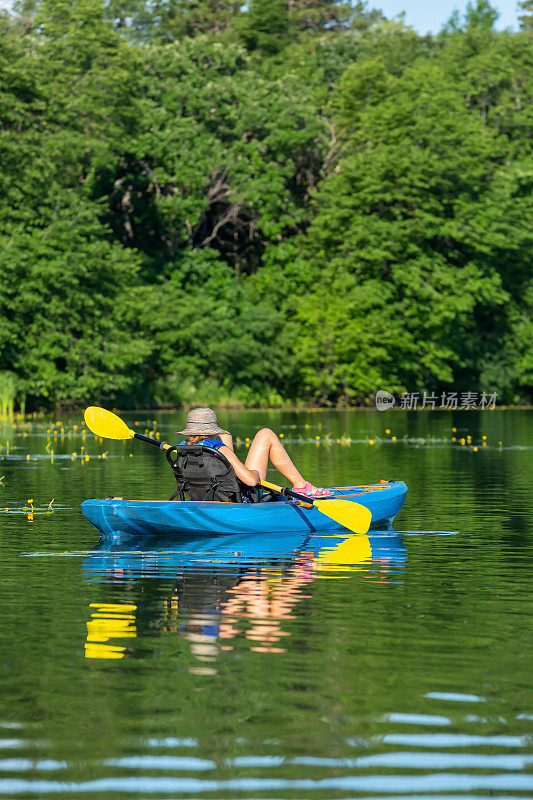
[134,432,163,447]
[134,432,174,451]
[260,479,323,505]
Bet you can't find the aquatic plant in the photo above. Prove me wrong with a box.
[0,372,17,419]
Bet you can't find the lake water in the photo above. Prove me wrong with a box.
[0,408,531,799]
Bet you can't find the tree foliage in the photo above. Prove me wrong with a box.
[518,0,533,30]
[0,0,531,408]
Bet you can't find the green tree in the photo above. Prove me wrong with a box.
[137,250,294,406]
[517,0,533,30]
[95,37,326,279]
[238,0,291,54]
[442,0,499,32]
[294,51,531,402]
[0,194,150,406]
[1,0,531,407]
[289,0,353,31]
[111,0,243,42]
[464,0,499,30]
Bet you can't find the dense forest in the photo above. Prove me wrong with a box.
[0,0,531,409]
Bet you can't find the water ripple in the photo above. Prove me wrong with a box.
[1,772,533,794]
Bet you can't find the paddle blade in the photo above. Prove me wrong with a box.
[314,499,371,535]
[84,407,134,440]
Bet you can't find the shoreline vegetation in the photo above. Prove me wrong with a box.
[0,394,530,421]
[1,0,532,412]
[1,367,530,415]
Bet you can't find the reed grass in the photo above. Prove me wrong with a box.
[0,372,17,419]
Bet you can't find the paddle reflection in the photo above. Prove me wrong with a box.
[84,602,137,659]
[82,531,406,667]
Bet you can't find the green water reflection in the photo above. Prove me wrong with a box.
[0,409,531,798]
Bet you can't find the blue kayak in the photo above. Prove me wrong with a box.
[81,481,407,541]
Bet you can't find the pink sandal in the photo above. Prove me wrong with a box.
[293,482,334,498]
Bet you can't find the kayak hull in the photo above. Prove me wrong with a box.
[81,482,407,541]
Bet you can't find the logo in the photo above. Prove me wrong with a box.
[376,390,396,411]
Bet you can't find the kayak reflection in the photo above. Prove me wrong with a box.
[82,531,406,665]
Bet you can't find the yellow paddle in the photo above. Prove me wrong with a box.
[260,479,371,535]
[84,406,170,449]
[84,407,372,534]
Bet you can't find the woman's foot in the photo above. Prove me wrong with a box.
[293,482,334,498]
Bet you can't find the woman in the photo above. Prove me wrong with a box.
[176,407,332,497]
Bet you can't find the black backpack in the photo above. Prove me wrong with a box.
[165,444,270,503]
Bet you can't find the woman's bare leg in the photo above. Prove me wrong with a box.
[244,428,305,487]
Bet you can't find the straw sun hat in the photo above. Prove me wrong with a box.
[176,407,229,436]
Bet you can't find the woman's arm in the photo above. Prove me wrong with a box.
[219,445,259,486]
[219,432,234,452]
